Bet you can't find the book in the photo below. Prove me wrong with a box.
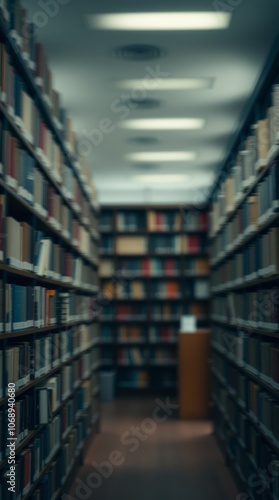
[115,236,147,255]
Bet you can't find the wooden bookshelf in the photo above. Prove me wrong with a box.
[209,48,279,499]
[0,4,100,498]
[99,205,210,392]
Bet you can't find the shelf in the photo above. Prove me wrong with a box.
[101,228,207,235]
[211,344,279,398]
[103,297,148,302]
[104,317,146,323]
[0,178,98,269]
[101,274,182,280]
[211,273,279,294]
[211,318,279,339]
[149,339,178,344]
[0,319,97,340]
[0,262,98,294]
[0,346,98,407]
[210,155,279,242]
[210,211,279,268]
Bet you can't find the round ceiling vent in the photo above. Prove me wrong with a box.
[127,137,160,145]
[114,44,166,61]
[122,97,161,109]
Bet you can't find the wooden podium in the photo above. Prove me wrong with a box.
[178,329,211,419]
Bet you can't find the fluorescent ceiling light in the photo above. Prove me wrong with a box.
[113,78,213,90]
[87,12,231,30]
[119,118,205,130]
[126,152,196,162]
[134,174,189,183]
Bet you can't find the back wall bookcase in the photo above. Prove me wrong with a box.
[99,205,210,393]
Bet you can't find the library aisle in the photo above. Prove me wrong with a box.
[1,0,279,498]
[65,398,239,500]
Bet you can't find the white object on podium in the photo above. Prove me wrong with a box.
[180,315,197,333]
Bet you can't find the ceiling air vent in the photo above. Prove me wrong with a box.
[114,44,165,61]
[127,137,160,145]
[123,97,161,109]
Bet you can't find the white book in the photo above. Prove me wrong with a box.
[37,239,51,276]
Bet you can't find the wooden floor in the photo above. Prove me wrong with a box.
[66,397,239,500]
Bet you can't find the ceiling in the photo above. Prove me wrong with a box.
[23,0,279,205]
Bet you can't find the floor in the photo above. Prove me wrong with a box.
[66,397,239,500]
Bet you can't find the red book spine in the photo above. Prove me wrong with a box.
[165,259,173,275]
[156,212,161,231]
[189,236,200,254]
[142,258,149,276]
[199,213,208,230]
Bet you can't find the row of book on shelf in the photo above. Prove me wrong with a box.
[0,220,98,293]
[100,325,181,343]
[101,278,209,300]
[0,285,97,332]
[100,210,208,232]
[100,257,209,277]
[212,288,279,331]
[210,135,279,236]
[212,325,279,390]
[0,121,98,234]
[100,302,208,324]
[211,228,279,290]
[211,166,279,257]
[0,201,98,268]
[0,326,100,398]
[211,229,279,285]
[101,234,207,255]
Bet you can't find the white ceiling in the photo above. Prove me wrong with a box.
[23,0,279,205]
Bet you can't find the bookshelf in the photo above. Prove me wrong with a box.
[99,205,210,392]
[209,51,279,498]
[0,3,100,498]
